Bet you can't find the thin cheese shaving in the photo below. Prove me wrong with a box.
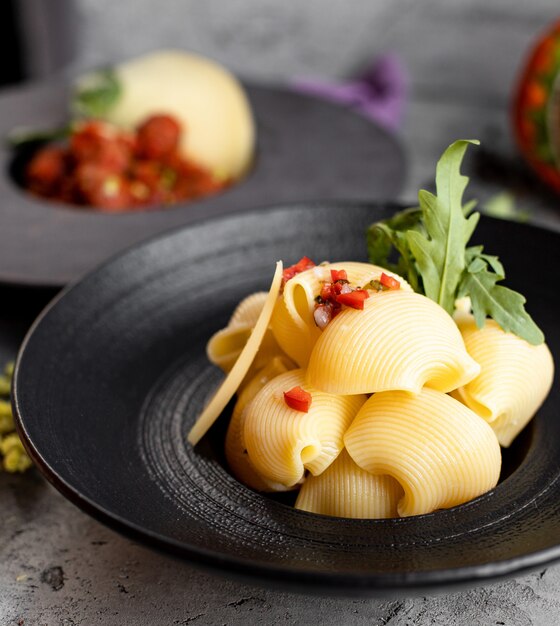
[187,261,283,445]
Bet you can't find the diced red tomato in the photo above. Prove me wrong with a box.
[74,163,131,210]
[283,386,312,412]
[320,282,334,301]
[24,113,225,211]
[70,121,130,173]
[379,272,400,290]
[26,146,66,194]
[282,256,316,285]
[330,269,348,282]
[335,289,370,310]
[136,114,181,159]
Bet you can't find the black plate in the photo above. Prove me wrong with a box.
[0,80,404,287]
[13,203,560,595]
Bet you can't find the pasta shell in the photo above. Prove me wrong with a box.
[271,262,410,367]
[244,369,367,487]
[295,449,402,519]
[207,291,285,379]
[454,317,554,447]
[344,388,501,517]
[225,356,297,492]
[307,290,480,394]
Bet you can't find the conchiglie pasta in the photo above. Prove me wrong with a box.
[344,389,501,517]
[454,317,554,447]
[271,263,410,367]
[225,356,297,492]
[229,291,269,327]
[244,369,367,487]
[307,290,480,394]
[207,291,284,376]
[295,449,403,519]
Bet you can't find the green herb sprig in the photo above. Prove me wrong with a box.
[72,68,122,118]
[8,67,122,149]
[367,140,544,345]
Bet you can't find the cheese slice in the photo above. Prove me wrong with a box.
[188,262,282,445]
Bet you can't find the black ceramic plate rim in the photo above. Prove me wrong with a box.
[12,201,560,594]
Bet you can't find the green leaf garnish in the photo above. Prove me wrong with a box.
[72,68,122,118]
[459,258,544,345]
[7,67,122,149]
[405,140,480,315]
[367,207,423,293]
[367,140,544,345]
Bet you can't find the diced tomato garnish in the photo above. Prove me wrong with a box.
[336,289,370,310]
[379,272,401,290]
[283,386,312,412]
[24,113,225,211]
[74,163,132,210]
[70,122,130,173]
[330,269,348,282]
[136,114,181,159]
[282,256,316,285]
[26,146,66,195]
[320,282,334,301]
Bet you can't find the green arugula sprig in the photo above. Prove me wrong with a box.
[8,68,121,149]
[367,140,544,345]
[72,68,122,118]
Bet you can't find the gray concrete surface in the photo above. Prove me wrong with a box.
[2,1,560,624]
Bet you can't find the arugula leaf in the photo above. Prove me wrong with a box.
[406,140,480,315]
[366,139,545,345]
[367,207,423,292]
[459,258,544,345]
[72,68,121,118]
[8,68,122,149]
[465,245,505,277]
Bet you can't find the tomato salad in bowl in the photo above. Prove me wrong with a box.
[12,50,256,213]
[25,115,227,211]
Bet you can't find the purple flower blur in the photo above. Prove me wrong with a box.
[292,53,408,132]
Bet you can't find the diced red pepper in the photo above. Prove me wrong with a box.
[282,256,316,285]
[330,269,348,282]
[319,282,333,301]
[336,289,370,310]
[379,272,401,290]
[333,281,345,295]
[294,256,315,272]
[283,386,312,412]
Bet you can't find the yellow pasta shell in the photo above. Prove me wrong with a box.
[344,388,501,517]
[307,290,480,394]
[229,291,269,327]
[454,317,554,447]
[271,262,410,367]
[244,369,367,487]
[225,356,297,492]
[207,291,285,382]
[295,449,402,519]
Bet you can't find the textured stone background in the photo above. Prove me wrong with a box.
[2,1,560,624]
